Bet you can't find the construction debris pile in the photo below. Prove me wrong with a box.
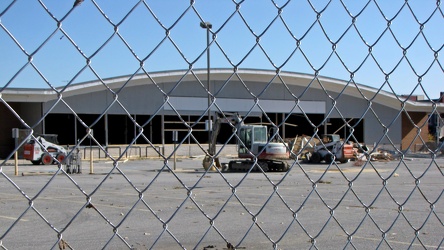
[368,150,395,161]
[286,135,396,164]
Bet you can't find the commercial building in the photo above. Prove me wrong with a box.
[1,69,443,158]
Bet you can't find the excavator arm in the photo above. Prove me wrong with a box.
[202,112,243,171]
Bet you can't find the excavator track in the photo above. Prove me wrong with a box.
[228,159,289,172]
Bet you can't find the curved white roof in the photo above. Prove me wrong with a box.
[2,68,443,112]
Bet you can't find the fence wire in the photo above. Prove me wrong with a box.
[0,0,443,249]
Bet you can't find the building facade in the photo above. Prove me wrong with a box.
[1,69,443,158]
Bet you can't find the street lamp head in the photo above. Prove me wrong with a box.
[200,21,212,29]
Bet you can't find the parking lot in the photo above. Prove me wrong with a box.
[1,155,443,249]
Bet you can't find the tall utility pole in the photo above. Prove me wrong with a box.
[200,21,212,149]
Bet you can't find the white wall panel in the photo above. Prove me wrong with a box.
[165,97,326,114]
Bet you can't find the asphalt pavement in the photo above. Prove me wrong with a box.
[1,156,443,249]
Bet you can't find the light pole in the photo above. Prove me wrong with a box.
[200,21,212,149]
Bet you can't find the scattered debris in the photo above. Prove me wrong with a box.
[288,135,424,164]
[58,239,73,250]
[353,152,367,166]
[318,179,332,184]
[286,135,318,156]
[86,203,95,209]
[370,150,394,161]
[227,242,235,250]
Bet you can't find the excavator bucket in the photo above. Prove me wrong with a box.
[202,156,222,171]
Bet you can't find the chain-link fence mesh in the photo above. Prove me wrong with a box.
[1,0,443,249]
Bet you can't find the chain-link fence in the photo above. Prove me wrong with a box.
[1,1,443,249]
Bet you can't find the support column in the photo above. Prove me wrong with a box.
[104,113,108,147]
[161,114,165,156]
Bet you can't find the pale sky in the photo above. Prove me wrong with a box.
[1,0,443,99]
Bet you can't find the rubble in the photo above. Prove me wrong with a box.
[369,150,394,161]
[286,135,406,163]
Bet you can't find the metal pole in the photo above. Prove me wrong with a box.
[207,27,211,150]
[89,129,94,174]
[172,131,178,171]
[133,114,137,145]
[104,113,108,148]
[173,141,177,171]
[437,113,440,146]
[282,113,285,141]
[14,137,18,176]
[161,114,165,156]
[90,146,93,174]
[15,151,18,176]
[324,120,327,136]
[74,115,78,145]
[200,21,212,151]
[12,128,19,176]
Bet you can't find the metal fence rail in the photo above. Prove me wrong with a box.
[1,1,443,249]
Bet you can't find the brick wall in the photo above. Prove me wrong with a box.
[401,112,429,152]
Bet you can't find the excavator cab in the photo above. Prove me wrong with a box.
[238,127,251,154]
[237,125,268,156]
[237,124,289,161]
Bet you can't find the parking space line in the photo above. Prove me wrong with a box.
[352,235,439,249]
[0,215,28,222]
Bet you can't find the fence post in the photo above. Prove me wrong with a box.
[89,129,94,174]
[172,131,178,171]
[12,128,19,176]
